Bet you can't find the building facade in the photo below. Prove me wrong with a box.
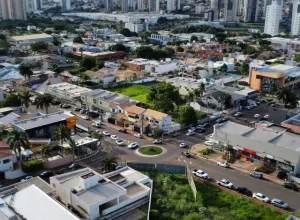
[264,0,282,36]
[0,0,27,20]
[224,0,237,22]
[244,0,264,22]
[121,0,129,12]
[167,0,181,11]
[292,0,300,36]
[9,33,53,47]
[60,0,71,11]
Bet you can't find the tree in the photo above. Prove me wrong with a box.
[178,106,198,126]
[7,130,30,162]
[53,124,71,145]
[135,46,154,59]
[79,47,84,59]
[218,64,227,73]
[35,93,53,114]
[190,35,198,42]
[41,144,51,157]
[30,42,48,52]
[1,93,21,107]
[78,72,91,83]
[108,43,128,52]
[80,56,97,70]
[139,31,152,40]
[294,53,300,62]
[68,139,76,159]
[101,156,118,172]
[186,92,195,103]
[239,63,249,75]
[243,45,257,55]
[119,28,132,37]
[19,65,33,81]
[153,128,164,138]
[176,46,184,52]
[73,36,84,44]
[91,131,104,142]
[50,64,63,74]
[0,39,11,55]
[19,90,33,110]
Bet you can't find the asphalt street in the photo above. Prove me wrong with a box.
[28,104,300,212]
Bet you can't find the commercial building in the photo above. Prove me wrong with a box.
[292,0,300,36]
[0,0,27,20]
[149,0,160,11]
[60,0,71,11]
[144,59,179,76]
[244,0,264,22]
[195,5,206,13]
[167,0,181,11]
[268,37,300,54]
[71,51,127,60]
[50,167,151,220]
[212,121,300,174]
[125,22,149,33]
[281,114,300,134]
[12,111,76,139]
[224,0,237,22]
[264,0,282,36]
[121,0,129,12]
[46,82,91,101]
[9,33,53,47]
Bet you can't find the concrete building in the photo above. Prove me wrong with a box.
[267,37,300,54]
[264,0,282,36]
[212,121,300,174]
[195,5,206,13]
[149,0,160,11]
[244,0,264,22]
[137,0,148,10]
[60,0,71,11]
[224,0,237,22]
[281,114,300,134]
[26,0,42,12]
[125,22,149,33]
[85,68,117,88]
[50,167,151,220]
[9,33,53,47]
[105,0,111,11]
[167,0,181,11]
[292,0,300,36]
[210,0,219,20]
[0,148,16,172]
[0,0,27,20]
[121,0,129,12]
[144,59,179,76]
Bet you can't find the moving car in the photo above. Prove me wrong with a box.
[179,143,187,148]
[234,112,242,117]
[193,169,210,179]
[111,135,119,140]
[92,122,101,128]
[153,139,162,144]
[235,187,252,196]
[205,141,216,146]
[182,151,191,158]
[40,171,54,178]
[254,114,261,118]
[134,133,143,138]
[116,140,124,146]
[118,128,127,133]
[80,109,87,114]
[263,114,269,119]
[252,193,270,203]
[249,172,264,179]
[186,131,195,136]
[69,163,80,169]
[103,131,110,136]
[271,198,289,209]
[21,176,33,182]
[74,107,81,111]
[128,142,138,149]
[81,115,90,120]
[217,161,229,168]
[217,179,233,189]
[283,182,298,191]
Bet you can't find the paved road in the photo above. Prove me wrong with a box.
[28,104,300,211]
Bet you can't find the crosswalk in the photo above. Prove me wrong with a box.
[177,155,192,164]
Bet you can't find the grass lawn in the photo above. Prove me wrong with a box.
[147,173,287,220]
[138,146,163,155]
[108,84,152,103]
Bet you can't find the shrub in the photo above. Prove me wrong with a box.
[22,159,43,173]
[277,170,287,179]
[200,148,214,155]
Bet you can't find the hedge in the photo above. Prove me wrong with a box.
[22,159,43,173]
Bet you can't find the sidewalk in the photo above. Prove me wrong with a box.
[191,144,285,185]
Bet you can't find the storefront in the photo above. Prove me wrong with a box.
[240,148,261,164]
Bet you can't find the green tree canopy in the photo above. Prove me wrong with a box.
[294,53,300,62]
[190,35,198,42]
[30,42,48,52]
[239,63,249,75]
[178,106,198,126]
[108,43,128,52]
[176,46,184,52]
[73,36,84,44]
[80,56,97,70]
[218,64,227,73]
[1,93,21,107]
[120,28,133,37]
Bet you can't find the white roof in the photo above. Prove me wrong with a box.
[2,185,80,220]
[11,33,52,41]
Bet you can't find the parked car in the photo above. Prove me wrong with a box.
[234,112,242,117]
[182,151,191,158]
[92,122,101,128]
[271,198,289,209]
[252,193,270,203]
[128,142,138,149]
[134,133,143,138]
[249,172,264,179]
[80,109,87,114]
[116,140,124,146]
[202,123,210,128]
[153,139,162,144]
[102,131,110,136]
[81,115,90,120]
[21,176,33,182]
[244,105,251,110]
[205,141,216,146]
[172,132,180,137]
[235,187,252,196]
[254,114,261,118]
[111,135,119,140]
[118,128,127,133]
[69,163,80,169]
[217,161,229,168]
[283,182,298,191]
[250,103,257,108]
[179,143,187,148]
[217,179,234,189]
[193,169,210,180]
[40,171,54,178]
[263,114,269,119]
[74,107,81,112]
[186,131,195,136]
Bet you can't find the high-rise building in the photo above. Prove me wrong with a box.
[149,0,159,11]
[291,0,300,35]
[137,0,148,10]
[244,0,264,22]
[105,0,111,11]
[264,0,282,36]
[167,0,181,11]
[122,0,129,12]
[60,0,71,11]
[26,0,41,12]
[210,0,219,20]
[224,0,237,21]
[0,0,27,20]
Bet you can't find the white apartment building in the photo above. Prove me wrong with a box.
[61,0,71,11]
[0,0,27,20]
[224,0,237,22]
[292,0,300,36]
[195,5,205,13]
[144,59,179,76]
[264,0,282,36]
[125,22,149,33]
[167,0,181,11]
[50,167,151,220]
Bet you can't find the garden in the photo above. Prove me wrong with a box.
[138,146,163,156]
[148,173,287,220]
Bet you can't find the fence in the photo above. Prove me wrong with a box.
[126,162,186,174]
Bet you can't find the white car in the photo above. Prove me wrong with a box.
[193,169,210,179]
[189,127,196,132]
[179,143,187,148]
[21,176,33,182]
[234,112,242,117]
[186,131,195,136]
[254,114,261,118]
[217,161,229,168]
[244,106,251,110]
[250,103,257,108]
[92,122,101,128]
[205,141,216,146]
[153,139,162,144]
[111,135,119,140]
[102,131,110,136]
[263,114,269,119]
[128,142,138,149]
[253,193,270,203]
[217,179,233,189]
[81,115,90,120]
[134,133,143,138]
[116,140,124,146]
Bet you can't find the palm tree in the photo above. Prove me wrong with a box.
[277,86,290,104]
[91,131,104,142]
[36,93,53,114]
[53,124,71,145]
[19,90,33,110]
[7,130,30,162]
[78,73,91,83]
[101,156,118,172]
[19,65,33,81]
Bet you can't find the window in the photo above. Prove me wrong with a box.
[93,99,96,104]
[3,159,10,164]
[99,101,102,105]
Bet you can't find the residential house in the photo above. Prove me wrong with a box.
[85,67,117,87]
[41,55,67,71]
[116,69,145,82]
[200,90,227,110]
[0,145,16,172]
[143,109,172,133]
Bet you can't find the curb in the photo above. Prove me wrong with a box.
[135,145,167,158]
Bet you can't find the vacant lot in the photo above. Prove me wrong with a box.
[108,84,152,103]
[148,173,286,220]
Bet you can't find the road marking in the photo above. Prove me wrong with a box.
[177,158,181,161]
[183,160,186,163]
[189,162,192,164]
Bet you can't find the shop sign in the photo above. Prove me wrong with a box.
[243,148,256,155]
